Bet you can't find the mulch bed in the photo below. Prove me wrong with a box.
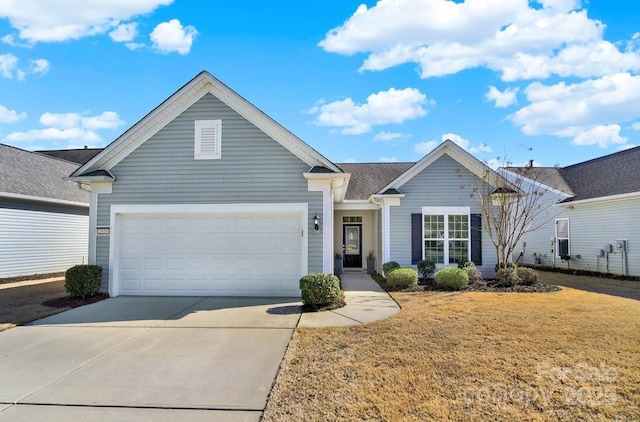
[0,272,65,285]
[301,298,347,313]
[404,281,561,293]
[42,293,110,309]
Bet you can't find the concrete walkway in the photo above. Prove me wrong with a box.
[297,271,400,327]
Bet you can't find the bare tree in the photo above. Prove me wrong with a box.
[462,158,558,270]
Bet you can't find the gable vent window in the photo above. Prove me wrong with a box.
[194,119,222,160]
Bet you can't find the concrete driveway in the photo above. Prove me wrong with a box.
[0,296,302,421]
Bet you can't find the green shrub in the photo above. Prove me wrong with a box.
[494,268,520,287]
[495,261,517,272]
[462,262,483,284]
[382,261,400,275]
[65,265,102,298]
[387,268,418,289]
[435,267,469,290]
[299,273,341,306]
[516,267,538,285]
[417,260,436,279]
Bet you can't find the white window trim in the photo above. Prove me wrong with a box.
[194,119,222,160]
[421,206,471,266]
[555,218,570,258]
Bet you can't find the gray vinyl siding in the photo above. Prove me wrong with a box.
[0,200,89,278]
[388,154,496,276]
[518,196,640,276]
[95,93,323,290]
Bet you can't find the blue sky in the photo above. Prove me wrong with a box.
[1,0,639,168]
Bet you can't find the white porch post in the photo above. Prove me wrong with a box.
[307,179,333,273]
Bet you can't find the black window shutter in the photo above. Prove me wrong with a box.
[411,213,422,265]
[471,214,482,265]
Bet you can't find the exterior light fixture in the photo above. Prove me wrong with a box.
[313,214,320,231]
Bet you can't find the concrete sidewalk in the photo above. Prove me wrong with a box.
[297,271,400,327]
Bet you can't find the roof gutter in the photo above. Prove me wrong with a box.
[555,191,640,207]
[0,192,89,208]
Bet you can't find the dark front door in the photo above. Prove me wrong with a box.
[343,224,362,268]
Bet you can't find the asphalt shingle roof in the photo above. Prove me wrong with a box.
[337,162,414,200]
[37,148,103,165]
[0,144,89,204]
[505,167,575,196]
[560,145,640,202]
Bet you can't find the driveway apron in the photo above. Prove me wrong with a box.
[0,296,301,421]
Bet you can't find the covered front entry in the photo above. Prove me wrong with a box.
[110,204,307,297]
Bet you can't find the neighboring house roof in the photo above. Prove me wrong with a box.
[508,145,640,203]
[560,145,640,203]
[0,144,89,205]
[337,162,413,200]
[505,167,575,196]
[72,70,342,179]
[37,147,103,165]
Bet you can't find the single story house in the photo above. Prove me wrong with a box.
[69,71,512,297]
[0,144,89,278]
[511,146,640,277]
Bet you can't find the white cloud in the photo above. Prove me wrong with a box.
[29,58,49,75]
[39,111,124,130]
[511,73,640,136]
[319,0,640,82]
[150,19,197,55]
[373,131,410,142]
[618,143,638,151]
[485,86,518,108]
[570,124,627,148]
[309,87,432,134]
[342,157,357,163]
[414,140,438,154]
[415,133,492,156]
[109,22,138,42]
[0,104,26,123]
[0,54,49,79]
[0,0,173,43]
[4,110,123,145]
[4,127,102,143]
[379,156,398,162]
[632,122,640,131]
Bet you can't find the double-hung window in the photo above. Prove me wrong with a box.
[422,207,470,265]
[556,218,570,257]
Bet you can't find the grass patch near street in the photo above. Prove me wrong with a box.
[264,288,640,421]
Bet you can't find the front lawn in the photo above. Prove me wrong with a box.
[263,288,640,421]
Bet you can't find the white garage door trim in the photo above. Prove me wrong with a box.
[109,203,308,297]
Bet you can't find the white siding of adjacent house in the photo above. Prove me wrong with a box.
[0,205,88,278]
[94,93,323,292]
[518,196,640,276]
[388,154,496,277]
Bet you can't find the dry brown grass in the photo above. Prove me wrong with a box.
[264,288,640,421]
[0,281,69,332]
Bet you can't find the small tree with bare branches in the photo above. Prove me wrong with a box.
[463,158,557,270]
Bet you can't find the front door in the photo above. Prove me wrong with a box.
[343,224,362,268]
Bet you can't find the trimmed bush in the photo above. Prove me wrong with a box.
[495,261,517,272]
[300,273,341,306]
[382,261,401,275]
[462,262,483,284]
[494,268,520,287]
[387,268,418,289]
[65,265,102,298]
[516,267,538,285]
[435,267,469,290]
[417,259,436,280]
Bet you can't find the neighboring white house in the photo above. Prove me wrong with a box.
[511,146,640,277]
[0,144,90,278]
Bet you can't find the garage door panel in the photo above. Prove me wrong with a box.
[116,210,304,296]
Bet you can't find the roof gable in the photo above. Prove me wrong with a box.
[378,140,510,194]
[72,71,341,177]
[0,144,88,205]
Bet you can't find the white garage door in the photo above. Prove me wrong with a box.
[114,209,305,297]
